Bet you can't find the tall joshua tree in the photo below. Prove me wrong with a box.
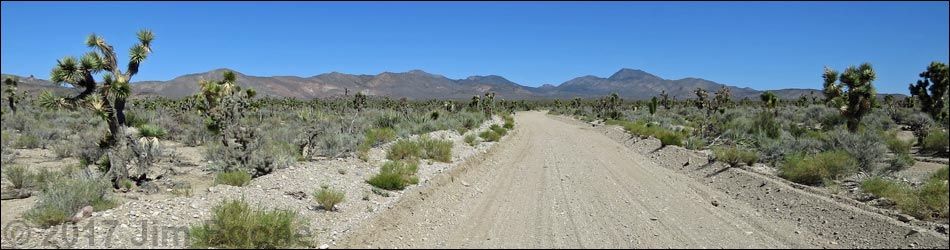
[46,30,154,146]
[3,76,18,114]
[760,91,778,115]
[909,61,949,123]
[822,63,877,132]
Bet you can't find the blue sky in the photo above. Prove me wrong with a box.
[2,1,948,94]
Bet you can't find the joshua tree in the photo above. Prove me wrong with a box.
[46,30,154,147]
[3,76,18,114]
[694,88,709,111]
[712,86,731,114]
[659,90,671,110]
[469,95,480,111]
[571,97,582,109]
[908,61,949,123]
[597,92,622,120]
[823,63,877,132]
[198,70,256,136]
[760,91,778,114]
[822,66,845,108]
[481,92,495,116]
[352,91,367,112]
[648,96,658,116]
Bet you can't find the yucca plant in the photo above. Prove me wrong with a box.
[909,61,949,124]
[3,76,18,114]
[44,30,154,188]
[48,30,154,147]
[822,63,878,132]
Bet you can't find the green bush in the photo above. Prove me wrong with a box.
[24,176,116,227]
[313,187,345,212]
[779,151,857,186]
[656,131,684,147]
[189,199,305,249]
[479,130,502,142]
[418,136,452,163]
[387,139,422,162]
[862,177,949,220]
[214,170,252,187]
[861,177,908,200]
[921,129,949,155]
[357,127,398,161]
[884,132,912,155]
[14,134,39,149]
[932,167,949,181]
[464,134,478,146]
[490,124,508,136]
[685,136,706,150]
[888,152,916,172]
[3,165,32,189]
[912,179,949,219]
[503,115,515,129]
[713,146,759,167]
[137,124,167,138]
[606,120,687,147]
[366,161,419,190]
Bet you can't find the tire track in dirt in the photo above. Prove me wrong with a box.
[337,111,881,248]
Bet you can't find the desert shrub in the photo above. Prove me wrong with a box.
[120,178,135,190]
[3,165,32,189]
[373,111,402,129]
[366,161,419,190]
[357,128,398,160]
[319,132,359,158]
[32,167,64,191]
[684,136,706,150]
[387,139,422,162]
[921,128,949,155]
[479,130,501,142]
[752,111,781,139]
[189,199,305,249]
[24,176,117,227]
[464,134,478,146]
[884,132,913,155]
[911,179,949,219]
[124,111,150,128]
[714,146,759,167]
[606,119,686,147]
[863,110,897,132]
[50,142,75,159]
[490,124,508,136]
[862,177,949,220]
[503,114,515,129]
[932,167,949,181]
[779,151,857,186]
[888,153,916,172]
[656,131,684,147]
[418,136,452,162]
[459,111,484,130]
[862,177,909,201]
[826,128,886,173]
[137,124,167,138]
[214,170,252,187]
[206,132,299,177]
[14,134,40,149]
[313,187,345,212]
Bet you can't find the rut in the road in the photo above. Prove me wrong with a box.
[340,111,821,248]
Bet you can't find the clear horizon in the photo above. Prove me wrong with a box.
[2,1,948,94]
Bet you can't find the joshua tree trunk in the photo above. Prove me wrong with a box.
[7,96,15,114]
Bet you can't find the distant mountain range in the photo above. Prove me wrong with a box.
[2,69,905,101]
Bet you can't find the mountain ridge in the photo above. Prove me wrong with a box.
[1,69,907,101]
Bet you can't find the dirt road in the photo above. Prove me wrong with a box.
[341,111,840,248]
